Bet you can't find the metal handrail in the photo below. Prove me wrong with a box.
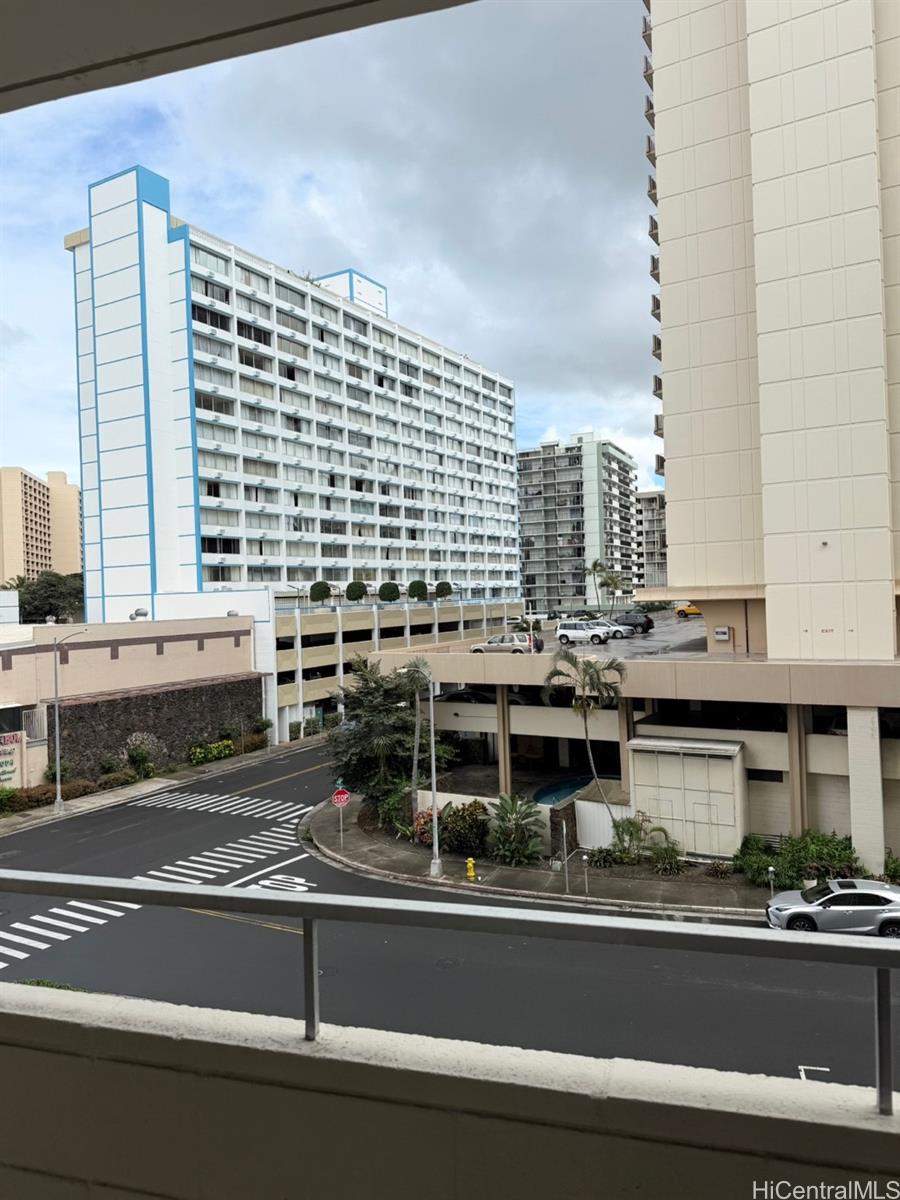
[0,869,894,1114]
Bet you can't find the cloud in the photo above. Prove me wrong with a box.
[0,0,657,483]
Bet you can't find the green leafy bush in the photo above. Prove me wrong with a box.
[289,721,303,741]
[733,830,864,889]
[322,713,342,731]
[440,800,489,857]
[188,739,234,766]
[490,792,543,866]
[98,753,124,775]
[610,813,670,865]
[884,853,900,884]
[309,580,331,604]
[252,717,273,734]
[96,769,139,790]
[377,786,411,833]
[434,581,453,599]
[705,859,733,879]
[651,843,685,875]
[587,846,615,868]
[378,581,400,602]
[345,580,368,603]
[407,579,428,602]
[44,760,71,784]
[124,732,167,779]
[303,719,321,737]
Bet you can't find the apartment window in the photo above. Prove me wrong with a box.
[194,363,233,388]
[345,385,370,405]
[499,384,512,399]
[284,464,314,483]
[321,542,348,559]
[343,313,368,336]
[398,339,418,359]
[279,362,309,384]
[347,430,372,450]
[192,276,230,303]
[280,388,311,410]
[275,281,307,308]
[283,441,311,460]
[282,415,311,435]
[195,393,234,416]
[236,319,271,346]
[314,349,341,371]
[312,324,340,347]
[289,515,316,532]
[351,500,375,515]
[236,265,270,293]
[351,521,376,537]
[316,399,342,420]
[374,373,395,392]
[193,333,232,359]
[239,348,272,372]
[235,295,272,321]
[346,362,368,381]
[201,535,240,554]
[199,506,239,527]
[196,420,235,444]
[374,350,394,369]
[243,457,278,477]
[400,383,418,399]
[399,361,419,379]
[245,512,280,531]
[316,422,344,442]
[244,485,278,503]
[191,303,230,332]
[243,431,276,452]
[277,310,307,335]
[373,328,395,349]
[310,298,338,322]
[345,338,368,360]
[239,376,274,400]
[318,446,345,466]
[241,402,275,426]
[277,335,307,358]
[315,374,341,396]
[320,519,347,536]
[191,245,230,274]
[197,449,237,472]
[422,349,440,369]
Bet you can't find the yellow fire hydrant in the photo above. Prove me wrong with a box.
[466,858,476,882]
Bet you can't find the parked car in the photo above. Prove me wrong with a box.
[611,611,654,634]
[555,621,609,646]
[470,632,534,654]
[588,618,636,640]
[765,879,900,936]
[674,601,701,618]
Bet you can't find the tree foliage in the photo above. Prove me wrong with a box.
[378,581,400,602]
[309,580,332,604]
[434,580,453,599]
[345,580,368,603]
[490,792,544,866]
[408,579,428,602]
[2,572,83,623]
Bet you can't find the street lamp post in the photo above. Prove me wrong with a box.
[399,664,442,878]
[51,628,83,816]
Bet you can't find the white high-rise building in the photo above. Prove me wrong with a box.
[518,433,637,611]
[65,166,519,623]
[635,488,667,590]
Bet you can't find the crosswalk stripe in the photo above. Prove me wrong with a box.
[145,870,198,884]
[53,907,105,925]
[252,834,295,847]
[30,914,90,933]
[68,901,126,918]
[12,922,70,941]
[107,901,141,910]
[172,863,220,878]
[0,930,50,950]
[223,843,270,858]
[210,795,255,813]
[203,851,256,866]
[237,799,281,816]
[0,943,30,959]
[183,858,230,874]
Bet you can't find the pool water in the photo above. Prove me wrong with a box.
[533,777,593,805]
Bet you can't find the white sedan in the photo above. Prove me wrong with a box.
[589,618,635,639]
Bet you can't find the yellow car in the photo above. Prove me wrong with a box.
[674,601,701,618]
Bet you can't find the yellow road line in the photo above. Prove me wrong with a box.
[185,908,304,936]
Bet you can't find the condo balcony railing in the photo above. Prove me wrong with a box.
[650,254,660,281]
[647,175,657,205]
[643,55,653,85]
[654,411,664,438]
[645,94,655,128]
[652,333,662,360]
[646,135,656,166]
[652,375,663,401]
[649,214,659,244]
[642,12,652,46]
[655,453,666,476]
[651,294,661,321]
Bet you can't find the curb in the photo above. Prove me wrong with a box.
[304,806,763,925]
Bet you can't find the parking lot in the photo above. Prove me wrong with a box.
[528,611,707,659]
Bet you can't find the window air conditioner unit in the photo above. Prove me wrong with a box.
[215,472,223,479]
[207,270,215,279]
[215,500,224,508]
[211,385,219,393]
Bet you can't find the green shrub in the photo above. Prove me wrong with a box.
[588,846,615,868]
[98,752,124,775]
[732,830,864,889]
[610,812,670,865]
[378,581,400,602]
[377,786,411,833]
[252,716,273,734]
[309,580,331,604]
[289,721,303,741]
[884,853,900,884]
[434,581,453,599]
[240,732,268,753]
[345,580,368,603]
[651,843,685,876]
[44,760,71,784]
[0,786,16,803]
[96,769,139,790]
[303,719,321,737]
[490,792,543,867]
[705,859,733,879]
[190,739,235,766]
[323,713,342,731]
[408,579,428,602]
[440,800,490,857]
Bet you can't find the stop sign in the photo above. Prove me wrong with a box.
[332,787,351,807]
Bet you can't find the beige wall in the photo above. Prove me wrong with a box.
[0,470,26,582]
[0,986,895,1198]
[0,617,254,709]
[46,471,82,576]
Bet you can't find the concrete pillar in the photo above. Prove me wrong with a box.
[496,684,512,796]
[846,707,885,874]
[786,705,808,834]
[335,606,344,715]
[371,605,380,652]
[559,738,570,768]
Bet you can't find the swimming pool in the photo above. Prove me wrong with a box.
[533,777,592,806]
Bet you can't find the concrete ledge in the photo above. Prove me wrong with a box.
[0,985,895,1197]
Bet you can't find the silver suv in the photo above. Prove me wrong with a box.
[470,632,533,654]
[765,879,900,936]
[555,621,608,646]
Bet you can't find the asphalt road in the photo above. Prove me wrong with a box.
[0,744,895,1090]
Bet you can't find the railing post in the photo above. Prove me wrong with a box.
[303,917,319,1041]
[875,968,893,1115]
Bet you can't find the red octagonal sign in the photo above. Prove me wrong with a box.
[332,787,351,808]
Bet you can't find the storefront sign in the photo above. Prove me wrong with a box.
[0,731,23,788]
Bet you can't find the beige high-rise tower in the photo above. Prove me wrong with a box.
[0,468,83,582]
[646,0,898,661]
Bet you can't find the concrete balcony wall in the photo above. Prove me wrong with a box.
[807,734,850,777]
[636,723,788,771]
[0,986,894,1199]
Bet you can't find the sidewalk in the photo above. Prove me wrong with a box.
[307,799,766,922]
[0,736,328,838]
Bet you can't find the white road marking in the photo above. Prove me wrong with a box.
[227,853,310,887]
[798,1065,831,1081]
[182,858,230,874]
[0,943,30,959]
[12,922,69,941]
[0,930,50,950]
[172,862,221,878]
[52,907,105,925]
[68,901,126,918]
[202,851,259,865]
[30,914,90,933]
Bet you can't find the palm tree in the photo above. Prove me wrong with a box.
[1,575,27,591]
[584,558,604,611]
[398,657,432,805]
[543,648,625,825]
[600,568,624,615]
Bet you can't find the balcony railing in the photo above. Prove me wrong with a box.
[647,175,657,205]
[652,333,662,361]
[651,294,661,321]
[655,453,666,476]
[642,13,652,46]
[0,867,894,1116]
[652,375,663,400]
[649,214,659,244]
[646,134,656,166]
[650,254,660,281]
[643,55,653,85]
[654,411,664,438]
[644,95,655,128]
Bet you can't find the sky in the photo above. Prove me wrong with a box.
[0,0,660,488]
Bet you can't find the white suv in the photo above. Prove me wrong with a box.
[555,621,609,646]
